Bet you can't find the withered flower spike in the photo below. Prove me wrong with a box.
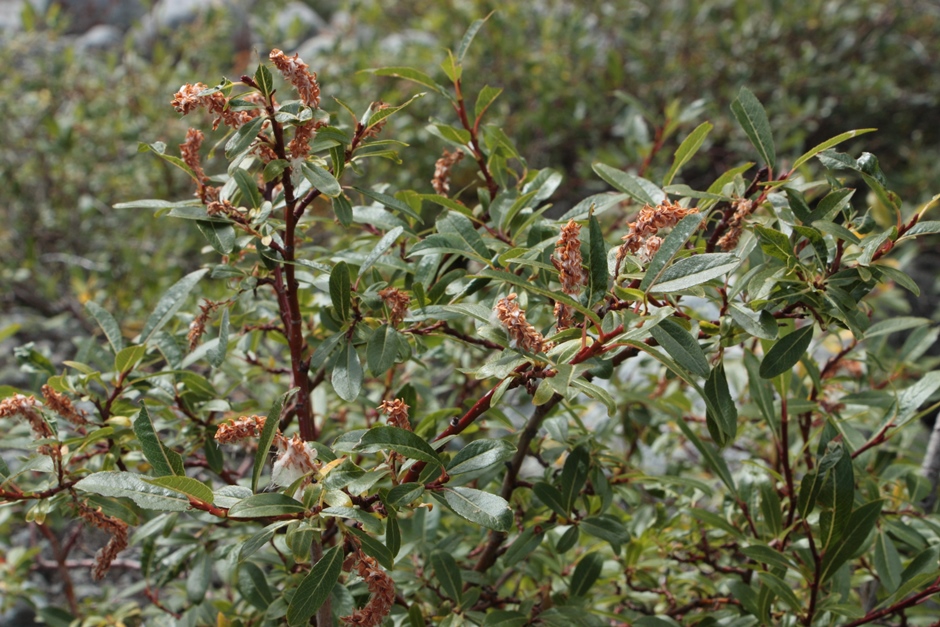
[41,385,87,426]
[0,394,53,439]
[270,48,321,108]
[378,398,411,431]
[215,414,267,444]
[494,293,551,354]
[76,501,129,581]
[432,149,464,196]
[341,552,395,627]
[618,200,699,262]
[379,287,410,327]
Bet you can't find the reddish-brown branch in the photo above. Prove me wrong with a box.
[453,78,498,198]
[842,577,940,627]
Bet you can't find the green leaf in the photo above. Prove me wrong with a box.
[332,193,353,227]
[301,162,342,197]
[75,471,190,511]
[757,572,801,612]
[730,87,775,169]
[742,544,796,573]
[580,515,630,549]
[704,362,738,442]
[456,14,490,62]
[224,116,266,160]
[447,439,515,477]
[874,530,902,593]
[354,187,422,221]
[483,610,529,627]
[144,476,214,504]
[137,141,196,179]
[893,371,940,428]
[358,426,441,466]
[186,550,212,604]
[437,486,513,532]
[140,268,208,344]
[651,253,738,292]
[347,526,394,570]
[474,85,503,122]
[252,390,293,492]
[239,521,293,561]
[791,129,876,172]
[254,63,274,97]
[807,188,855,223]
[370,66,449,97]
[532,480,568,518]
[195,220,236,254]
[754,225,793,262]
[503,528,544,567]
[760,325,814,379]
[115,345,147,374]
[438,211,491,260]
[228,493,306,518]
[569,552,604,597]
[431,550,463,604]
[365,92,425,130]
[286,546,343,627]
[387,482,425,506]
[593,163,665,206]
[476,268,602,328]
[85,301,125,353]
[819,500,883,582]
[207,308,230,368]
[675,419,736,494]
[367,324,399,375]
[649,318,709,378]
[329,261,351,322]
[561,446,590,513]
[358,226,404,278]
[331,340,363,402]
[133,404,183,477]
[664,121,713,186]
[238,562,274,611]
[745,350,777,430]
[639,212,705,291]
[320,506,383,534]
[863,317,931,340]
[232,168,262,209]
[588,212,608,305]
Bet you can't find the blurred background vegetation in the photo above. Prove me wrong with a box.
[2,0,938,390]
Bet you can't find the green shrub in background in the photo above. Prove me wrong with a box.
[4,14,940,627]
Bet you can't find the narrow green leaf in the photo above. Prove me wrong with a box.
[742,544,796,573]
[874,531,902,593]
[286,546,343,627]
[115,345,147,374]
[864,317,931,340]
[639,213,705,291]
[232,168,262,209]
[133,404,183,477]
[580,515,630,548]
[224,116,266,160]
[482,610,529,627]
[437,486,513,532]
[704,362,738,441]
[140,269,208,344]
[438,212,491,260]
[431,550,463,603]
[807,188,855,223]
[819,500,883,582]
[85,302,125,353]
[228,493,306,518]
[238,562,274,611]
[675,419,737,494]
[367,324,399,375]
[332,193,353,227]
[239,521,293,561]
[347,526,394,570]
[254,63,274,97]
[144,476,214,504]
[365,92,424,130]
[74,471,190,511]
[561,446,590,513]
[456,15,490,62]
[354,187,422,221]
[760,325,814,379]
[329,261,351,322]
[533,482,569,518]
[138,141,196,179]
[331,341,362,402]
[474,85,503,123]
[593,163,665,206]
[569,552,604,597]
[370,66,449,97]
[301,162,342,197]
[791,129,876,171]
[357,426,441,466]
[447,439,515,477]
[754,225,793,262]
[893,371,940,428]
[745,350,777,431]
[757,572,801,612]
[387,483,425,506]
[588,212,608,305]
[252,390,292,492]
[664,121,713,186]
[650,318,709,378]
[651,253,738,292]
[195,220,236,254]
[206,309,230,368]
[730,87,775,168]
[358,226,404,278]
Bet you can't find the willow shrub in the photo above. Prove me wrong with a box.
[4,19,940,627]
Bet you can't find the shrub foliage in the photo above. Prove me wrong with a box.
[3,18,940,627]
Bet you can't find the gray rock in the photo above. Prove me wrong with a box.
[52,0,145,33]
[74,22,121,51]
